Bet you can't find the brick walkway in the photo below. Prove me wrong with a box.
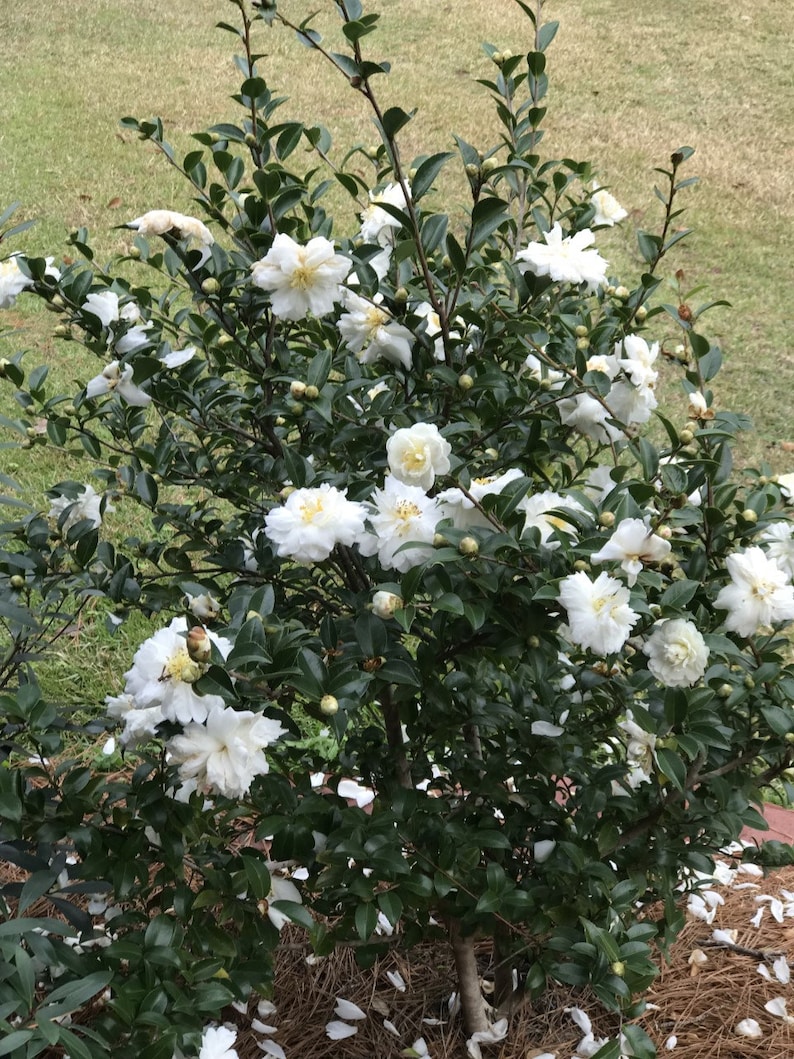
[741,802,794,845]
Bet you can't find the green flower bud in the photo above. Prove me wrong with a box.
[635,304,648,322]
[598,511,615,528]
[575,325,588,337]
[459,536,479,556]
[458,373,474,391]
[304,385,320,401]
[201,278,220,295]
[740,509,758,524]
[9,575,25,589]
[290,380,307,399]
[320,694,339,716]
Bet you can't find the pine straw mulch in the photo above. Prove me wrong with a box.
[7,858,794,1057]
[235,863,794,1059]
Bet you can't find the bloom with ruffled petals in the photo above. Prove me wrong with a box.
[558,570,639,654]
[251,234,350,320]
[123,616,232,725]
[760,522,794,579]
[264,484,367,563]
[590,182,628,227]
[359,181,410,246]
[126,210,214,265]
[168,705,286,798]
[359,476,439,572]
[520,490,586,549]
[338,291,414,369]
[591,516,671,585]
[436,468,524,530]
[643,619,709,687]
[197,1024,239,1059]
[48,484,109,532]
[516,223,608,292]
[715,546,794,636]
[386,422,451,492]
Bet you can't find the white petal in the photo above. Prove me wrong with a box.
[712,928,737,945]
[102,737,116,756]
[325,1020,358,1040]
[750,907,764,928]
[665,1036,677,1050]
[735,1018,763,1039]
[567,1007,593,1036]
[334,998,366,1020]
[764,996,789,1019]
[258,1042,286,1059]
[773,955,791,984]
[757,963,773,981]
[387,970,407,992]
[383,1019,400,1037]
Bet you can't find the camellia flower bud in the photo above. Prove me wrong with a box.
[574,324,588,337]
[576,337,589,351]
[598,511,616,528]
[458,373,474,391]
[481,157,498,174]
[320,694,339,716]
[288,380,305,400]
[201,278,220,295]
[740,509,758,524]
[614,285,630,300]
[678,428,694,445]
[186,626,212,664]
[459,536,479,556]
[304,385,320,401]
[9,575,25,589]
[372,590,403,619]
[635,304,648,322]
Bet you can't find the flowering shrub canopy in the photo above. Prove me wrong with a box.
[3,2,794,1057]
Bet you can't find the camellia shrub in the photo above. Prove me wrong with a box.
[4,1,794,1056]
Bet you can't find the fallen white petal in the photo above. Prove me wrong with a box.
[665,1035,677,1050]
[567,1007,593,1036]
[773,955,791,984]
[764,996,794,1023]
[735,1018,763,1039]
[750,907,764,928]
[387,970,407,992]
[712,928,738,945]
[258,1042,286,1059]
[757,963,773,981]
[334,997,366,1020]
[325,1020,358,1040]
[383,1019,400,1037]
[251,1019,278,1035]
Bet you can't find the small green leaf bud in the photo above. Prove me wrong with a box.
[744,675,755,690]
[441,254,452,268]
[611,961,626,977]
[289,401,304,416]
[740,509,758,524]
[304,384,320,401]
[26,427,37,438]
[20,439,33,449]
[481,157,498,174]
[576,337,589,351]
[598,511,616,528]
[458,373,474,391]
[678,428,694,445]
[465,163,480,178]
[289,380,307,399]
[718,683,733,699]
[320,694,339,716]
[574,325,588,337]
[394,286,408,303]
[201,278,220,295]
[63,404,77,417]
[9,575,25,589]
[459,536,479,556]
[244,132,257,146]
[527,635,540,649]
[365,145,380,160]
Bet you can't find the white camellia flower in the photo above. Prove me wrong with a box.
[558,571,640,654]
[590,182,628,227]
[167,705,287,798]
[359,180,410,246]
[251,233,350,320]
[105,693,164,748]
[777,473,794,500]
[516,223,608,292]
[606,378,657,427]
[359,476,439,572]
[264,483,367,564]
[83,290,120,328]
[643,619,709,687]
[615,334,659,388]
[48,484,109,532]
[126,210,214,265]
[558,391,622,444]
[114,321,153,355]
[591,516,671,586]
[520,490,586,549]
[759,522,794,579]
[123,616,232,725]
[618,710,658,786]
[521,351,566,389]
[197,1024,239,1059]
[0,254,58,308]
[186,591,222,621]
[714,546,794,636]
[437,468,524,530]
[264,872,303,931]
[386,422,451,492]
[85,360,151,406]
[338,291,414,369]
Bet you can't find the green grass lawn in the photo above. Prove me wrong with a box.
[1,0,793,705]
